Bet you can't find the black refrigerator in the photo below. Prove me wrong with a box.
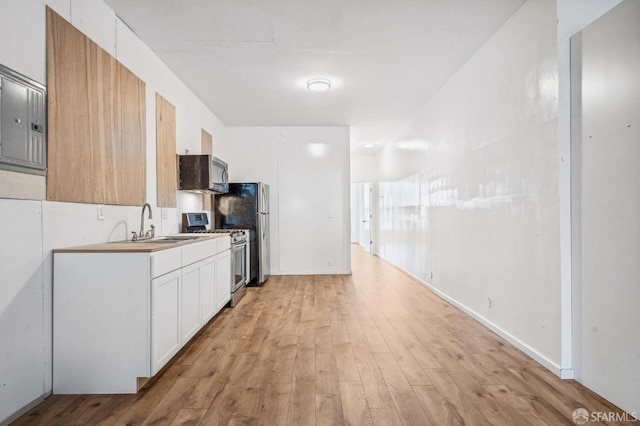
[214,182,270,285]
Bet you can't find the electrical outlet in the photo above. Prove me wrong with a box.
[161,208,168,220]
[97,204,105,220]
[328,259,333,267]
[487,297,492,309]
[430,271,433,280]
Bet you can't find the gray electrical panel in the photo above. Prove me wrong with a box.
[0,64,47,175]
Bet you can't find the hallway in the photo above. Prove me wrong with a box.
[15,245,627,425]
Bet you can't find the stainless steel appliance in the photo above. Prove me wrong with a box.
[178,154,229,194]
[214,182,270,285]
[182,212,248,306]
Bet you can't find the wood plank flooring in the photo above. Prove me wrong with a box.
[14,245,631,425]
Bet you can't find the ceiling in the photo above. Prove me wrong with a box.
[103,0,526,152]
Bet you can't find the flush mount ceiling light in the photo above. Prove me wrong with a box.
[362,143,376,148]
[307,78,331,92]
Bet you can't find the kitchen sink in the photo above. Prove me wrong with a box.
[110,235,205,244]
[139,235,203,243]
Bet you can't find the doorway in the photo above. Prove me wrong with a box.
[359,183,372,253]
[351,182,375,254]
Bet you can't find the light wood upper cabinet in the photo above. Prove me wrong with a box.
[46,7,146,206]
[114,63,146,205]
[156,94,177,207]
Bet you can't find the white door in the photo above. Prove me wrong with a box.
[359,182,373,253]
[200,255,217,323]
[574,1,640,414]
[181,262,201,343]
[151,270,181,374]
[215,250,232,312]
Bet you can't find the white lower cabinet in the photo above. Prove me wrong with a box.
[53,236,231,394]
[151,270,181,375]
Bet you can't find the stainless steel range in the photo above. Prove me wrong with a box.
[182,213,249,307]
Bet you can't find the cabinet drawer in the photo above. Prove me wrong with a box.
[216,236,231,253]
[182,238,217,266]
[150,247,181,278]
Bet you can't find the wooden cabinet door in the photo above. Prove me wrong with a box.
[200,255,217,323]
[214,250,231,312]
[47,8,146,205]
[156,94,177,207]
[151,270,181,375]
[181,262,201,343]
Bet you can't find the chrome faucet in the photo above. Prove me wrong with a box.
[132,203,155,241]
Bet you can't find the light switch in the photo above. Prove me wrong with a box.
[97,204,105,220]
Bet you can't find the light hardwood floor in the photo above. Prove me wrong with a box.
[15,245,629,425]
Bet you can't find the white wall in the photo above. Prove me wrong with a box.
[0,0,226,422]
[350,151,378,182]
[0,199,44,424]
[572,0,640,416]
[361,0,563,373]
[225,126,351,275]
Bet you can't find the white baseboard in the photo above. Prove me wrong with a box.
[1,391,50,426]
[388,261,566,378]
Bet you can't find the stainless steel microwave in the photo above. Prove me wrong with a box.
[178,154,229,194]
